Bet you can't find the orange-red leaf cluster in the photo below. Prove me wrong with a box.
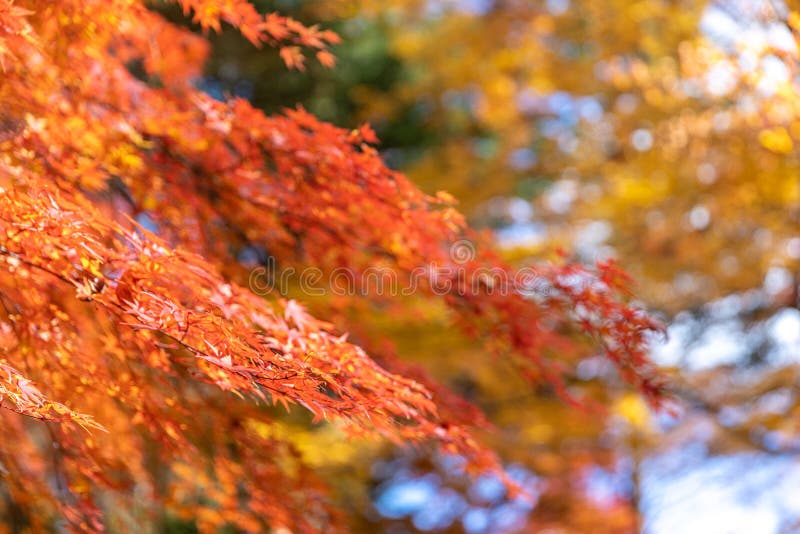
[0,0,663,530]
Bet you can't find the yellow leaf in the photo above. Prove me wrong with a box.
[759,127,794,154]
[614,393,651,430]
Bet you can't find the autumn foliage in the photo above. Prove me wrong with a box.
[0,1,662,531]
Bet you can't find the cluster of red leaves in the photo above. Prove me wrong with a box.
[0,1,34,70]
[0,360,102,429]
[0,0,664,531]
[175,0,339,69]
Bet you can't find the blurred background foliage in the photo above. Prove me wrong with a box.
[161,0,800,532]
